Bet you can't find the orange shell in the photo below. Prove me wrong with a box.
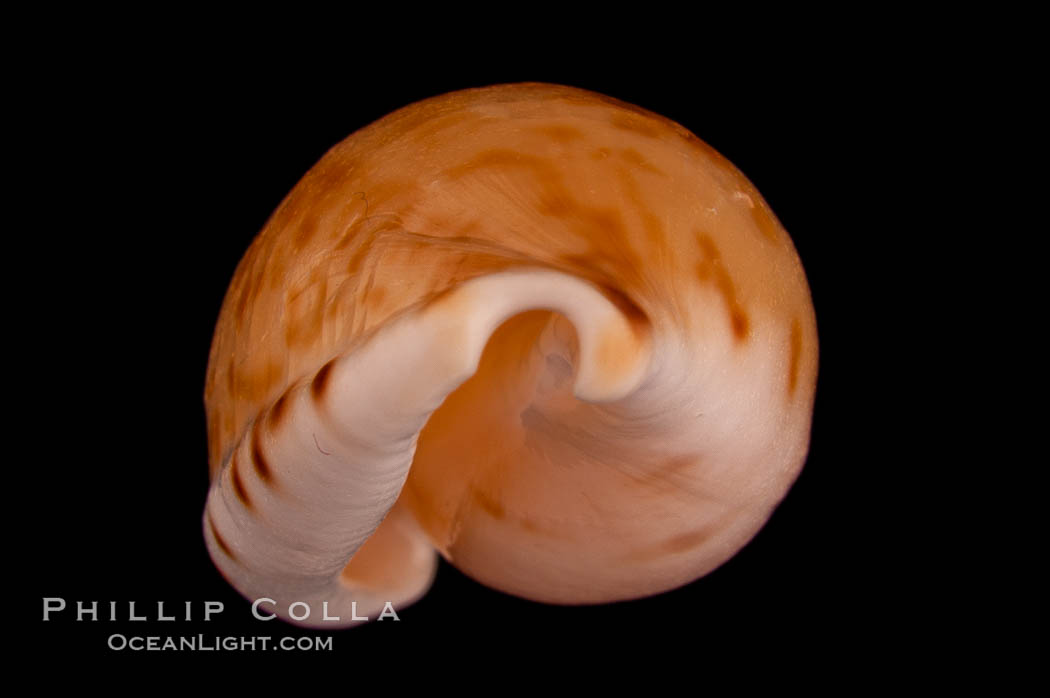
[202,83,817,625]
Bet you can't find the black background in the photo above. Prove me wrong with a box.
[20,48,923,664]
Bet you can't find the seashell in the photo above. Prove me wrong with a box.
[202,82,818,628]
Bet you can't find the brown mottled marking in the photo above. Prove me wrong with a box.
[233,280,252,326]
[609,112,663,139]
[411,255,523,313]
[682,130,734,169]
[229,453,252,510]
[235,355,285,405]
[207,512,237,561]
[748,191,782,243]
[538,190,575,219]
[446,149,653,302]
[444,146,657,303]
[408,111,478,144]
[284,279,326,350]
[560,251,650,323]
[472,487,505,519]
[311,160,350,194]
[311,359,336,402]
[250,421,273,484]
[618,167,667,251]
[560,208,643,280]
[345,236,374,277]
[620,148,666,176]
[422,284,457,310]
[444,148,564,184]
[366,285,387,310]
[532,123,586,143]
[593,281,649,333]
[663,527,713,554]
[729,306,749,339]
[731,179,782,244]
[268,392,290,431]
[661,454,697,475]
[292,214,319,251]
[675,138,781,245]
[695,232,750,342]
[354,178,417,212]
[788,317,802,395]
[335,190,369,234]
[457,219,483,237]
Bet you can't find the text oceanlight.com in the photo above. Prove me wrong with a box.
[107,634,333,651]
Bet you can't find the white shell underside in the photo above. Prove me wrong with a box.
[205,267,811,627]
